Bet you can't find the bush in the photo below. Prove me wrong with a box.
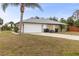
[67,17,74,26]
[75,19,79,27]
[14,26,19,33]
[1,25,11,31]
[44,28,49,32]
[6,27,11,31]
[1,26,5,31]
[60,18,67,23]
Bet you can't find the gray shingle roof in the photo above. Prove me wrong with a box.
[23,19,66,25]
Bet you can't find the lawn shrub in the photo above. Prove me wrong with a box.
[14,26,19,32]
[75,19,79,27]
[1,25,11,31]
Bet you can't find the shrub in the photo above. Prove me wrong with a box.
[60,18,67,23]
[14,26,19,33]
[1,26,5,31]
[75,19,79,27]
[44,28,49,32]
[67,17,74,26]
[6,27,11,31]
[1,25,11,31]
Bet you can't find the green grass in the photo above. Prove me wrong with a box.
[0,31,79,55]
[64,53,79,56]
[59,32,79,36]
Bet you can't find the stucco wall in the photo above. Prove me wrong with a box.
[47,24,61,32]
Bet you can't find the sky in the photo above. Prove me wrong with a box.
[0,3,79,24]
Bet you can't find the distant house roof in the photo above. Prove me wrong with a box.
[23,18,67,25]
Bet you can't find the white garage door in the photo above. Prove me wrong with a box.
[24,23,42,33]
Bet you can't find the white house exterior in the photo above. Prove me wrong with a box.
[17,18,67,33]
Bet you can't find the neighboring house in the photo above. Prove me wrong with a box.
[17,18,67,33]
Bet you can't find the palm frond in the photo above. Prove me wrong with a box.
[10,3,19,6]
[24,3,43,11]
[1,3,43,12]
[1,3,19,12]
[1,3,9,12]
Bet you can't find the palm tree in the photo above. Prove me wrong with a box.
[1,3,42,34]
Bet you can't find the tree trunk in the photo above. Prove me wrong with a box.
[19,13,23,34]
[19,3,24,34]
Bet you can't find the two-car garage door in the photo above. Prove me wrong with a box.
[24,23,43,33]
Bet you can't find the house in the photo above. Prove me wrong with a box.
[17,18,67,33]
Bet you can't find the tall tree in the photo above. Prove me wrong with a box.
[1,3,42,34]
[49,17,53,20]
[35,16,40,19]
[75,19,79,27]
[60,18,67,23]
[52,17,58,21]
[67,17,74,26]
[49,17,58,21]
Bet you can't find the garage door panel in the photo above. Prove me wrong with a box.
[24,24,42,33]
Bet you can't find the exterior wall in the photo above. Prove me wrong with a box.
[47,24,61,32]
[43,24,47,29]
[17,22,66,33]
[61,25,68,32]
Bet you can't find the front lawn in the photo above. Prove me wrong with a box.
[0,31,79,55]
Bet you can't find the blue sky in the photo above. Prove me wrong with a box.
[0,3,79,24]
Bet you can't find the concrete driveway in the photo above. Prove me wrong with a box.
[28,33,79,40]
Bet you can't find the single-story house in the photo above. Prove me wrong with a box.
[17,18,67,33]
